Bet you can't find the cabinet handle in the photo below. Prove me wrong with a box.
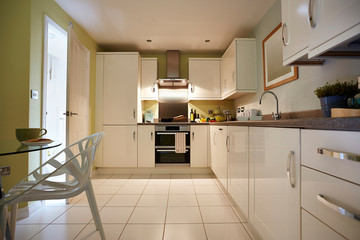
[152,83,157,93]
[317,194,360,222]
[317,148,360,163]
[151,132,153,140]
[232,71,235,84]
[287,151,295,188]
[213,132,216,145]
[308,0,316,28]
[192,132,194,140]
[282,23,289,46]
[133,109,136,119]
[226,136,230,152]
[189,83,194,93]
[133,131,136,140]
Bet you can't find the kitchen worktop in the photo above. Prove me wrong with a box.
[138,117,360,131]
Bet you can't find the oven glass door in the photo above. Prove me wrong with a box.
[155,149,190,164]
[155,132,190,147]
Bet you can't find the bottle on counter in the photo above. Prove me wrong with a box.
[190,109,194,122]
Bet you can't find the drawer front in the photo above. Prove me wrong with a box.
[301,166,360,240]
[301,129,360,184]
[302,210,346,240]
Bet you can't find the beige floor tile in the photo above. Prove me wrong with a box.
[75,223,125,240]
[194,185,222,194]
[124,179,149,186]
[147,179,171,186]
[128,207,166,223]
[102,178,128,186]
[169,185,195,195]
[137,194,168,207]
[106,195,140,207]
[31,224,86,240]
[94,185,122,195]
[53,206,93,224]
[205,223,252,240]
[197,194,229,206]
[117,185,145,195]
[97,207,134,223]
[168,195,198,207]
[166,207,202,223]
[15,224,47,240]
[163,224,207,240]
[192,178,216,186]
[200,206,240,223]
[119,224,164,240]
[143,185,169,195]
[170,179,193,186]
[17,206,69,224]
[75,194,113,207]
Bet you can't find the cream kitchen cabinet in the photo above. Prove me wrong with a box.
[190,125,209,167]
[249,127,300,240]
[308,0,360,58]
[281,0,309,65]
[141,58,158,100]
[188,58,221,100]
[137,125,155,167]
[98,53,140,125]
[221,38,256,99]
[228,126,249,219]
[102,125,137,167]
[209,126,228,190]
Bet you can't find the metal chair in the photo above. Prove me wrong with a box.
[0,132,105,240]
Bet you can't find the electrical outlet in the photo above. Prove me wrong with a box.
[0,166,10,176]
[31,89,39,99]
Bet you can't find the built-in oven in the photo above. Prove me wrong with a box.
[155,125,190,166]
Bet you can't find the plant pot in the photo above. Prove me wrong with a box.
[320,95,349,117]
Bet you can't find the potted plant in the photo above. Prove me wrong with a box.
[314,80,359,117]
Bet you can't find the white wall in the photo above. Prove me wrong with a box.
[234,0,360,115]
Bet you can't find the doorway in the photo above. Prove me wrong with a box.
[42,16,67,166]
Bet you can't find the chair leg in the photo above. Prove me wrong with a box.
[0,205,6,240]
[85,181,106,240]
[10,204,18,240]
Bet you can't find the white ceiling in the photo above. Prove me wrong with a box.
[55,0,275,54]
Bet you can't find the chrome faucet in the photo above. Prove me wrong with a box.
[259,91,281,120]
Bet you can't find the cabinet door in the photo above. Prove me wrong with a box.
[249,127,300,240]
[281,0,309,65]
[221,42,236,97]
[188,59,221,100]
[103,125,137,167]
[209,126,218,171]
[103,54,138,124]
[141,58,158,100]
[235,39,257,91]
[138,125,155,167]
[190,125,208,167]
[308,0,360,57]
[228,126,248,219]
[216,126,228,190]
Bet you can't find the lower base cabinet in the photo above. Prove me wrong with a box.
[138,125,155,167]
[102,125,137,167]
[249,127,300,240]
[190,125,209,167]
[210,126,228,190]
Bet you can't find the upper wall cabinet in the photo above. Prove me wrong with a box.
[281,0,310,65]
[141,58,158,100]
[97,53,140,125]
[188,58,221,100]
[221,38,257,99]
[281,0,360,65]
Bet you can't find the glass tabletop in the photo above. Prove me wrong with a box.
[0,140,62,156]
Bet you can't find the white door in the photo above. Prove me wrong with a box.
[190,125,208,167]
[42,16,67,165]
[249,127,300,240]
[67,28,90,145]
[138,125,155,167]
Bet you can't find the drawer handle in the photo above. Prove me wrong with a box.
[317,194,360,222]
[317,148,360,163]
[287,151,295,188]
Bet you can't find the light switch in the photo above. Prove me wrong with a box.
[31,90,39,99]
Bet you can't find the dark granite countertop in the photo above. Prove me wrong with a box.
[138,117,360,131]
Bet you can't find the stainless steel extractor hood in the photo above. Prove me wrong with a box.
[158,50,188,88]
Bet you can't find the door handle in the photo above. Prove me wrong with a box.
[317,148,360,163]
[133,131,136,140]
[226,136,230,152]
[287,151,295,188]
[192,132,194,140]
[282,23,289,46]
[133,109,136,119]
[151,132,153,140]
[213,132,216,145]
[308,0,316,28]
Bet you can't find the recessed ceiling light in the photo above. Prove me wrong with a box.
[147,39,152,42]
[205,40,210,43]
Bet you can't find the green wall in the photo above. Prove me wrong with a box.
[0,0,100,195]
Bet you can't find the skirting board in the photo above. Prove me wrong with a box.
[94,167,212,175]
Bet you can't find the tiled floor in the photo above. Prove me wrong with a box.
[15,174,253,240]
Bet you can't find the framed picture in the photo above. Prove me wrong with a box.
[263,23,298,90]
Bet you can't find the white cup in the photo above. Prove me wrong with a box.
[250,109,257,116]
